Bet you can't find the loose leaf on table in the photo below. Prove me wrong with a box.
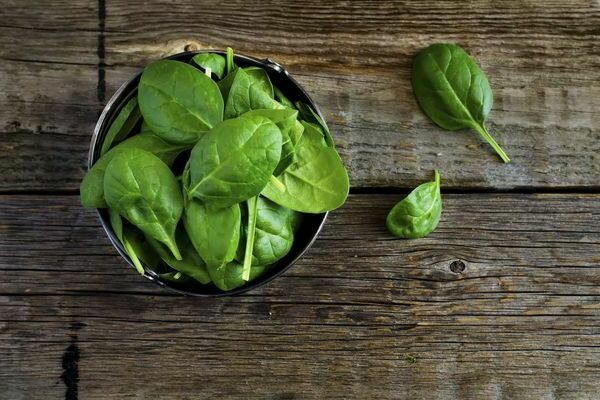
[386,170,442,239]
[296,101,335,147]
[412,43,510,163]
[191,53,226,79]
[223,68,284,119]
[187,114,282,208]
[236,196,296,267]
[209,262,269,292]
[104,148,183,260]
[242,108,303,175]
[183,199,241,271]
[80,133,189,208]
[139,59,224,144]
[262,127,349,214]
[100,95,141,156]
[146,227,211,284]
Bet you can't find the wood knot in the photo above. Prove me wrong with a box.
[449,260,465,274]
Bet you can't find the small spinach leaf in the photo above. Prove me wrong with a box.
[139,60,224,144]
[146,226,211,284]
[100,95,141,156]
[191,53,226,79]
[183,199,241,270]
[187,114,282,208]
[412,43,510,163]
[296,101,335,147]
[209,262,269,292]
[386,170,442,239]
[274,86,295,109]
[81,133,189,208]
[104,148,183,260]
[223,68,284,119]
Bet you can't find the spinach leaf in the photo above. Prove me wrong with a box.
[386,170,442,239]
[241,196,258,280]
[183,199,241,270]
[100,95,141,156]
[242,108,303,175]
[81,133,189,208]
[296,101,335,147]
[191,53,226,79]
[146,226,211,284]
[412,43,510,163]
[223,68,284,119]
[104,148,183,260]
[274,86,295,109]
[209,261,269,292]
[262,128,349,213]
[187,114,282,208]
[300,121,327,147]
[139,60,224,144]
[237,196,296,267]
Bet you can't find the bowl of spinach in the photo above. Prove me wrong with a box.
[81,48,349,296]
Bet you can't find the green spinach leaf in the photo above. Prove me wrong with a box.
[296,101,335,147]
[187,114,282,208]
[274,86,295,109]
[262,128,349,213]
[139,60,224,144]
[81,133,189,208]
[209,262,269,292]
[386,170,442,239]
[104,148,183,260]
[183,199,241,270]
[412,43,510,163]
[146,227,211,284]
[237,196,296,267]
[100,95,141,156]
[223,67,284,119]
[191,53,226,79]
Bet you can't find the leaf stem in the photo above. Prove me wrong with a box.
[205,67,212,77]
[434,169,440,187]
[165,238,182,261]
[242,196,259,281]
[269,175,286,192]
[472,123,510,163]
[123,237,145,275]
[226,47,234,75]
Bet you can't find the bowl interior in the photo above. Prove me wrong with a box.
[90,50,328,296]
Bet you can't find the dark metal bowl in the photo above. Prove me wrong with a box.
[88,50,328,296]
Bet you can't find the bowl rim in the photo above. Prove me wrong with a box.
[89,49,330,297]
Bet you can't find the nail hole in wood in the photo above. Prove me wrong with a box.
[450,260,465,274]
[184,43,198,52]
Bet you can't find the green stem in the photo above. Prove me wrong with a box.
[226,47,234,75]
[242,196,258,281]
[269,175,286,192]
[473,123,510,163]
[123,237,145,275]
[165,237,182,261]
[434,169,440,187]
[205,67,212,77]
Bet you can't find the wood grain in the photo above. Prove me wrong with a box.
[1,194,599,399]
[1,0,599,191]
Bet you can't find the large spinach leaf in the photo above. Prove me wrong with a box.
[104,148,183,260]
[187,114,282,208]
[262,128,349,213]
[191,53,226,79]
[183,199,241,270]
[100,95,141,156]
[412,43,510,163]
[386,170,442,239]
[139,60,224,144]
[81,133,189,208]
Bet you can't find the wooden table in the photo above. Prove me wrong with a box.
[1,1,599,398]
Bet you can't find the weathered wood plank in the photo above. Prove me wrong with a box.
[1,1,599,192]
[0,0,99,191]
[1,194,599,399]
[104,0,600,189]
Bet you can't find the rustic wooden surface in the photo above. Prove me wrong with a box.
[1,0,599,399]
